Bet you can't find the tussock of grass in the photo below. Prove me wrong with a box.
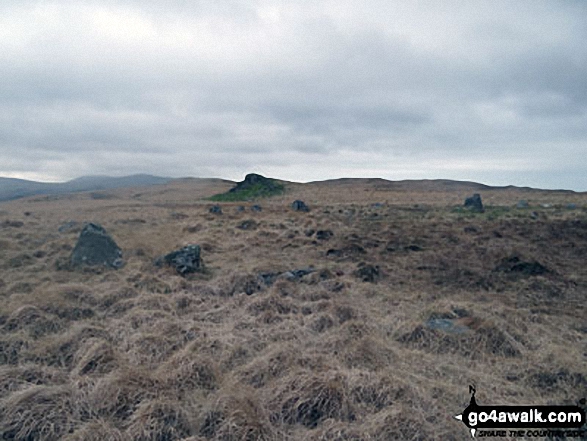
[63,419,125,441]
[0,385,78,441]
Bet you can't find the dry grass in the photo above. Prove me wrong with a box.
[0,178,586,440]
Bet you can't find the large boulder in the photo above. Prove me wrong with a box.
[291,200,310,212]
[156,244,203,276]
[70,223,123,269]
[464,193,484,213]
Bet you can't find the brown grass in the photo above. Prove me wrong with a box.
[0,178,586,439]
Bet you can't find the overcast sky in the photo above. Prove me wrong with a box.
[1,1,586,190]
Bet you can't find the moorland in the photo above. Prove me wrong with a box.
[0,175,586,440]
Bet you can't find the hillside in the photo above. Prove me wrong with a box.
[0,174,173,202]
[0,177,586,440]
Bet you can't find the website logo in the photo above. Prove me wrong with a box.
[455,386,586,438]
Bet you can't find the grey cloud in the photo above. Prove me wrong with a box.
[0,1,586,189]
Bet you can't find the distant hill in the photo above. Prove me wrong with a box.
[306,178,577,193]
[0,174,172,201]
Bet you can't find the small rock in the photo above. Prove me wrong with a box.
[315,230,333,240]
[282,268,315,281]
[237,220,257,230]
[354,264,380,283]
[156,244,203,276]
[251,205,262,212]
[494,255,549,276]
[258,272,281,286]
[326,249,343,258]
[291,200,310,212]
[236,206,246,212]
[424,318,469,334]
[170,211,189,220]
[1,220,24,228]
[566,203,577,210]
[464,193,484,213]
[70,223,124,269]
[209,205,222,214]
[516,200,529,209]
[58,221,79,233]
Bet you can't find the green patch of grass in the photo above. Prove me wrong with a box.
[208,182,285,202]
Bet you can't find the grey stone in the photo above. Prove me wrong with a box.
[209,205,222,214]
[70,223,123,269]
[354,264,380,283]
[516,200,529,209]
[424,318,469,334]
[156,244,202,276]
[58,221,79,233]
[284,268,315,280]
[291,200,310,212]
[251,205,262,212]
[237,220,257,230]
[464,193,484,213]
[316,230,333,240]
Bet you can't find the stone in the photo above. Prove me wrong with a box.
[237,220,257,230]
[1,220,24,228]
[282,268,315,281]
[258,272,281,286]
[424,318,470,334]
[58,221,79,233]
[494,255,548,276]
[516,200,529,209]
[567,203,577,210]
[209,205,222,214]
[251,205,262,212]
[354,263,380,283]
[170,211,189,220]
[291,200,310,212]
[236,206,246,212]
[156,244,202,276]
[464,193,484,213]
[70,223,124,269]
[315,230,333,240]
